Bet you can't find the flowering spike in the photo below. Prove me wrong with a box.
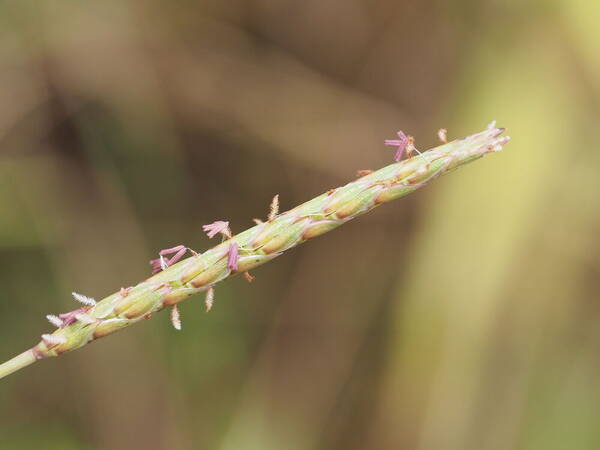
[72,292,96,306]
[0,123,510,381]
[41,334,67,346]
[438,128,448,143]
[205,287,215,312]
[269,194,280,221]
[46,315,63,328]
[227,243,239,272]
[170,305,181,330]
[202,221,232,239]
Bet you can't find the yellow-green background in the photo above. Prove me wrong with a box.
[1,1,599,449]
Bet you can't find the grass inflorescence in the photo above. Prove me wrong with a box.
[0,123,510,380]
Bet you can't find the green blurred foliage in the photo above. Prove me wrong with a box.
[1,1,599,449]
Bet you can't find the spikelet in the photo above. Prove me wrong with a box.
[74,313,96,325]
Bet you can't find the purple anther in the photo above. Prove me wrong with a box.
[163,245,187,266]
[149,258,163,274]
[150,245,189,273]
[385,130,409,162]
[202,221,231,239]
[59,307,89,327]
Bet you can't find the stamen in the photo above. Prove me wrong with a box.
[385,130,409,162]
[202,221,232,239]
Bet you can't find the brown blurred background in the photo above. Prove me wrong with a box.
[1,0,599,449]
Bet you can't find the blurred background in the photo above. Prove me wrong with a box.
[1,0,599,449]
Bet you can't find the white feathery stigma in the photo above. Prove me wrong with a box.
[46,314,63,328]
[171,305,182,330]
[72,292,97,306]
[41,334,67,346]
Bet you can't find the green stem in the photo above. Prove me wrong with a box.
[0,350,37,380]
